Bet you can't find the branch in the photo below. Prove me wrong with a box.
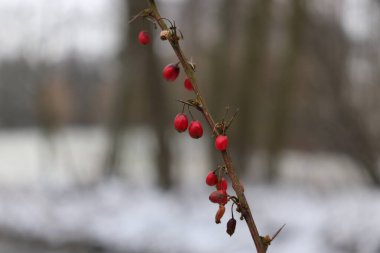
[134,1,276,252]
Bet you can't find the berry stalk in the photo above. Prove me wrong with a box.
[133,1,273,252]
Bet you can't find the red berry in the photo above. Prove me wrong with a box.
[216,178,228,191]
[206,171,218,186]
[184,77,194,91]
[209,190,228,204]
[215,135,228,151]
[138,31,150,45]
[188,121,203,139]
[173,113,188,132]
[163,64,180,81]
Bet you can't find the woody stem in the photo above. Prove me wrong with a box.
[144,1,268,252]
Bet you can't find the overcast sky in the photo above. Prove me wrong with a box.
[0,0,372,62]
[0,0,120,61]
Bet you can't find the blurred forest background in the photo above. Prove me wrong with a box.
[1,0,380,253]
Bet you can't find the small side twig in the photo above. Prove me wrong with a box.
[128,9,151,24]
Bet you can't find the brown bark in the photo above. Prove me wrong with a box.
[235,0,273,173]
[309,14,380,186]
[266,0,307,182]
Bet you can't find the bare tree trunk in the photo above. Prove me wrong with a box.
[143,37,172,190]
[234,0,273,174]
[208,0,239,167]
[104,0,143,177]
[308,10,380,186]
[105,0,172,189]
[265,0,307,182]
[336,104,380,185]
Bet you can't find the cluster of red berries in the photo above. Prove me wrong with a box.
[174,113,203,139]
[207,169,238,235]
[139,27,237,236]
[174,113,230,150]
[206,170,231,224]
[206,171,228,205]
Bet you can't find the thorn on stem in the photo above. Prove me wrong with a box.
[176,99,193,107]
[222,106,230,123]
[262,224,286,246]
[271,224,286,242]
[226,108,239,130]
[188,58,196,71]
[176,99,202,112]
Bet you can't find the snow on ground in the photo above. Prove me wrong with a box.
[0,181,379,253]
[0,128,379,253]
[0,127,367,189]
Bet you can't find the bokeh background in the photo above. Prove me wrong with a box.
[1,0,380,252]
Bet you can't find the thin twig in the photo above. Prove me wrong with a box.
[139,1,270,252]
[128,9,149,24]
[176,99,196,108]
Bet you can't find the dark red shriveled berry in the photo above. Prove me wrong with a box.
[215,204,225,224]
[209,190,228,204]
[226,217,237,236]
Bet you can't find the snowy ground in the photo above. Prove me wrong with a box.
[0,182,379,253]
[0,128,379,253]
